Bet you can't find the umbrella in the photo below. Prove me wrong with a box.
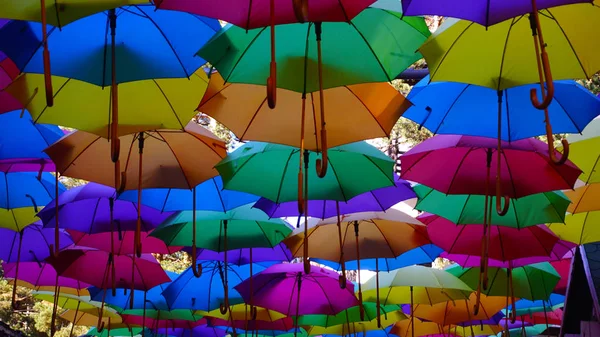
[208,316,296,331]
[1,4,219,148]
[565,184,600,213]
[234,263,359,317]
[296,302,405,327]
[313,244,443,273]
[254,176,416,219]
[413,185,570,229]
[404,76,600,142]
[419,3,600,157]
[162,261,270,312]
[45,122,226,257]
[447,262,560,326]
[198,2,428,177]
[155,325,228,337]
[564,129,600,184]
[547,211,600,245]
[284,208,429,320]
[69,231,181,255]
[118,176,259,213]
[2,262,90,295]
[550,260,571,294]
[390,318,503,337]
[191,243,294,266]
[305,313,408,336]
[506,294,564,317]
[401,0,590,27]
[198,72,412,152]
[421,214,561,262]
[0,110,63,172]
[201,303,287,323]
[0,171,65,231]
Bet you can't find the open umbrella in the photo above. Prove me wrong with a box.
[296,302,405,328]
[199,2,428,179]
[155,325,228,337]
[191,243,294,266]
[413,185,570,229]
[306,313,407,336]
[69,231,181,255]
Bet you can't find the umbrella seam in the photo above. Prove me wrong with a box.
[345,86,389,137]
[152,80,186,131]
[424,22,473,82]
[347,21,393,83]
[239,97,268,140]
[547,9,592,79]
[221,27,268,85]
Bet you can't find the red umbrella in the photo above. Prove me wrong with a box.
[550,259,571,295]
[67,230,182,255]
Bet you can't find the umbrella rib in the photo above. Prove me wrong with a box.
[504,89,514,142]
[348,22,393,82]
[161,189,172,213]
[535,151,576,191]
[455,194,471,223]
[34,78,71,126]
[151,80,186,131]
[431,84,471,135]
[424,22,473,81]
[221,27,268,85]
[274,151,296,203]
[327,160,349,201]
[154,132,193,190]
[336,0,351,22]
[239,98,268,140]
[3,173,9,209]
[362,155,396,190]
[197,80,231,109]
[345,86,389,137]
[372,221,399,258]
[549,90,584,133]
[212,178,228,212]
[495,18,516,91]
[53,134,101,179]
[445,147,474,194]
[136,6,191,79]
[547,10,591,79]
[89,198,101,234]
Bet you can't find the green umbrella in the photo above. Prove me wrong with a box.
[151,204,292,313]
[84,327,147,337]
[413,185,570,229]
[216,141,394,274]
[295,302,404,327]
[446,262,560,324]
[198,0,429,179]
[497,324,547,337]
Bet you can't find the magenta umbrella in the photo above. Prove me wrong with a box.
[67,230,182,255]
[235,263,359,318]
[421,214,561,263]
[401,135,581,200]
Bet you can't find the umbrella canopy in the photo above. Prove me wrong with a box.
[234,263,360,315]
[155,325,228,337]
[197,3,430,93]
[313,244,443,272]
[47,249,171,291]
[37,182,173,234]
[3,261,90,294]
[421,214,561,262]
[198,72,412,151]
[0,110,63,172]
[565,132,600,184]
[565,183,600,213]
[0,171,65,231]
[414,185,570,229]
[45,122,226,190]
[284,209,429,261]
[400,135,581,198]
[216,141,394,203]
[34,292,103,312]
[151,204,292,250]
[120,315,206,330]
[0,0,147,27]
[296,302,405,327]
[507,294,565,316]
[162,261,270,311]
[547,211,600,245]
[407,293,508,326]
[0,224,73,263]
[191,244,294,266]
[155,0,374,28]
[208,316,296,331]
[306,313,408,335]
[362,265,473,306]
[201,303,287,322]
[61,309,124,330]
[419,3,600,89]
[118,176,259,213]
[3,70,210,138]
[254,176,416,219]
[69,230,181,255]
[446,263,560,301]
[551,260,571,294]
[404,76,600,142]
[0,5,220,85]
[401,0,590,27]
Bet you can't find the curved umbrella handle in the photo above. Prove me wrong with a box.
[529,54,554,110]
[292,0,308,22]
[219,298,229,315]
[251,305,258,320]
[191,246,203,278]
[548,133,570,165]
[495,194,509,216]
[315,131,328,178]
[495,148,509,217]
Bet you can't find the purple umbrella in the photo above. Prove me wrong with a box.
[3,261,90,293]
[401,0,590,27]
[38,182,173,234]
[155,325,228,337]
[253,176,416,219]
[235,263,359,317]
[189,243,294,265]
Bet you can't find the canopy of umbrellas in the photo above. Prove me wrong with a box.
[2,1,600,337]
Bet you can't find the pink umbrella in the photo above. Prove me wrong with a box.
[550,259,571,295]
[67,230,182,255]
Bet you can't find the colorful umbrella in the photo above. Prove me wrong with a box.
[422,214,560,262]
[306,313,407,336]
[191,244,294,266]
[401,0,590,27]
[118,176,259,213]
[296,302,405,327]
[254,176,416,219]
[564,184,600,213]
[0,110,62,172]
[234,263,359,316]
[2,261,90,295]
[68,231,181,255]
[155,325,228,337]
[548,212,600,245]
[197,72,412,152]
[199,2,428,175]
[162,261,270,312]
[413,185,570,229]
[564,130,600,183]
[404,76,600,142]
[401,135,581,199]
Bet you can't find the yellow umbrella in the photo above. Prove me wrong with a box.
[547,211,600,245]
[306,313,407,336]
[200,304,287,322]
[59,307,122,327]
[562,135,600,184]
[390,318,444,337]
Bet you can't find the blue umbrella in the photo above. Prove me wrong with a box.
[0,5,220,85]
[162,261,270,312]
[0,171,64,213]
[313,244,443,271]
[190,243,294,266]
[0,110,63,172]
[503,293,565,316]
[118,176,259,213]
[0,223,73,263]
[156,325,228,337]
[404,75,600,142]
